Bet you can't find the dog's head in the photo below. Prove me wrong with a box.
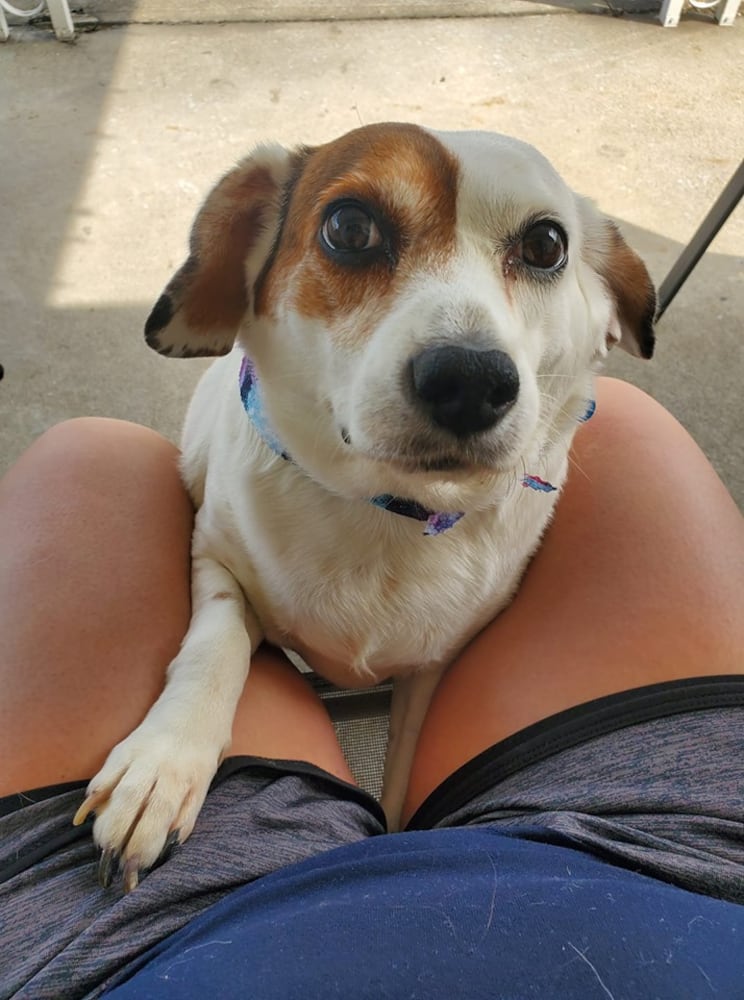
[146,123,655,511]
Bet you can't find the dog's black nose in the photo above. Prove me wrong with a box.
[410,345,519,438]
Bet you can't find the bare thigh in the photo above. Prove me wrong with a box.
[403,377,744,824]
[0,418,353,796]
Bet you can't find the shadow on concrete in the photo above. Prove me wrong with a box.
[521,0,659,14]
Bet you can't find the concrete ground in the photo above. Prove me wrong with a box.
[1,7,743,513]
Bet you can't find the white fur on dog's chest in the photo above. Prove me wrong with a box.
[202,455,557,685]
[243,527,532,683]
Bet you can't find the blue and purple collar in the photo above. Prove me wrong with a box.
[238,357,593,535]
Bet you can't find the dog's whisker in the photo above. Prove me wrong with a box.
[565,451,593,483]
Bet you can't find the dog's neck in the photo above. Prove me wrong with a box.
[238,356,465,536]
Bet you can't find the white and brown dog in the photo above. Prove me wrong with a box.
[75,123,655,889]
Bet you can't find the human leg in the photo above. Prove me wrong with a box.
[0,417,353,797]
[1,418,381,995]
[404,377,744,824]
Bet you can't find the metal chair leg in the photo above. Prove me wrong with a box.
[656,160,744,320]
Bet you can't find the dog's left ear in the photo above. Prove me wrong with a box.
[581,205,657,360]
[145,144,295,358]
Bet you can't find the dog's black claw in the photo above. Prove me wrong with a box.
[98,848,119,888]
[162,829,181,857]
[149,829,181,874]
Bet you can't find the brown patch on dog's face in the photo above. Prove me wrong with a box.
[254,123,460,346]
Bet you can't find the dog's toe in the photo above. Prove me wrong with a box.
[89,774,189,889]
[73,784,116,828]
[77,730,218,891]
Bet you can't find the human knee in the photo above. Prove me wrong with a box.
[576,377,712,488]
[0,419,191,547]
[28,417,178,475]
[578,380,744,646]
[591,378,677,443]
[2,419,182,504]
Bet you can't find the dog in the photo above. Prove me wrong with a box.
[74,123,655,890]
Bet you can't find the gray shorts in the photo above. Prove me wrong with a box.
[2,675,744,999]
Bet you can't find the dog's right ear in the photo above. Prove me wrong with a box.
[145,144,295,358]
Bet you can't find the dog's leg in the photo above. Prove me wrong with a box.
[381,663,448,831]
[73,545,262,891]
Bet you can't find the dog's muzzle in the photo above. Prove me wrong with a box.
[409,344,520,438]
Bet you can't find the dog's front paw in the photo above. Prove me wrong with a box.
[73,724,223,892]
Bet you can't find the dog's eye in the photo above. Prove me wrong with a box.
[321,202,382,255]
[517,221,567,272]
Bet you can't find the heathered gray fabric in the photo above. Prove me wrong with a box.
[0,761,384,999]
[433,707,744,904]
